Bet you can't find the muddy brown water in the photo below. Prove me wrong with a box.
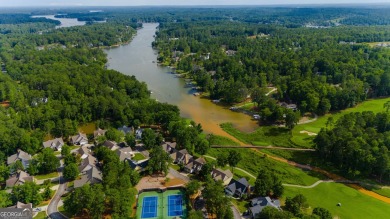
[105,23,257,140]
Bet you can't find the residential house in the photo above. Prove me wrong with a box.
[118,125,133,135]
[7,150,32,169]
[43,138,64,151]
[70,133,88,146]
[248,197,281,219]
[78,155,97,173]
[184,157,206,174]
[128,159,149,172]
[116,147,134,161]
[211,168,233,186]
[74,166,102,188]
[102,140,120,151]
[161,142,177,154]
[77,145,91,159]
[93,128,107,139]
[135,128,143,139]
[8,202,32,209]
[6,171,34,188]
[225,50,237,56]
[279,102,298,111]
[225,178,250,198]
[170,149,193,165]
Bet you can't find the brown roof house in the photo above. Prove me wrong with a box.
[7,150,32,169]
[78,155,97,173]
[103,140,120,151]
[184,157,206,174]
[6,171,34,188]
[43,138,64,151]
[211,168,233,186]
[70,133,88,145]
[162,142,177,154]
[116,147,134,161]
[170,149,193,165]
[93,128,107,139]
[74,166,102,188]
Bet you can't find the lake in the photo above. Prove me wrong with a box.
[105,23,257,139]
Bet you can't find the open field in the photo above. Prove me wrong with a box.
[220,123,294,147]
[207,148,321,186]
[78,122,96,135]
[284,183,390,219]
[291,97,390,147]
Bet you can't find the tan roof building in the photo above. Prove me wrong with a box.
[6,171,34,188]
[211,168,233,186]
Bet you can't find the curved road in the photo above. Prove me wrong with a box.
[47,165,68,219]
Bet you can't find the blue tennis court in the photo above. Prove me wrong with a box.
[168,195,183,217]
[141,196,158,218]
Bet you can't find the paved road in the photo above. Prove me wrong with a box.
[47,159,68,219]
[231,203,243,219]
[169,167,190,182]
[47,175,68,219]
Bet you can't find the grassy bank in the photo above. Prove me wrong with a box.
[291,97,390,147]
[207,148,321,186]
[284,183,390,219]
[220,123,294,147]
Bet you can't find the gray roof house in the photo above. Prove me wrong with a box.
[118,125,133,135]
[74,166,102,188]
[116,147,134,161]
[249,197,281,219]
[103,140,120,151]
[135,128,143,139]
[184,157,206,174]
[170,149,193,165]
[129,159,149,172]
[78,155,97,173]
[93,128,107,139]
[161,142,177,154]
[8,201,32,209]
[77,145,91,159]
[6,171,34,188]
[211,168,233,186]
[7,150,32,169]
[43,138,64,151]
[225,178,250,198]
[70,133,88,145]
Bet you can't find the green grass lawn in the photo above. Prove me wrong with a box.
[169,163,181,171]
[207,148,320,186]
[208,134,240,146]
[292,97,390,147]
[231,199,249,213]
[284,183,390,219]
[35,172,59,180]
[132,153,146,161]
[220,123,294,147]
[34,211,47,219]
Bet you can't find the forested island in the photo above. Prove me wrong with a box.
[0,5,389,219]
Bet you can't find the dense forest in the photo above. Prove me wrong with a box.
[314,111,390,181]
[155,19,390,123]
[0,13,180,160]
